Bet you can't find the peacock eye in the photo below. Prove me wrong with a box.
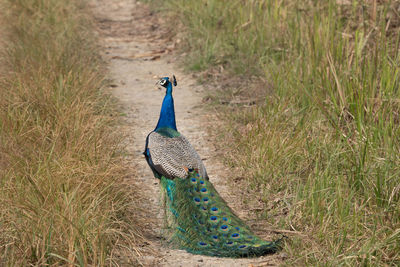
[159,80,166,85]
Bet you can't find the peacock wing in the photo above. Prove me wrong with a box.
[147,131,208,179]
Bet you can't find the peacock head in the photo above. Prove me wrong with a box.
[157,75,177,90]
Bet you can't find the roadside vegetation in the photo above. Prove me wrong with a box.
[0,0,140,265]
[153,0,400,265]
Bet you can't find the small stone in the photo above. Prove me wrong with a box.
[279,252,288,259]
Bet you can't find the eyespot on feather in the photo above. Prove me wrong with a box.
[193,197,201,205]
[210,206,221,215]
[231,233,240,239]
[219,224,230,232]
[225,241,235,247]
[209,215,220,224]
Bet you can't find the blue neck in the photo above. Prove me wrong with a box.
[155,83,177,131]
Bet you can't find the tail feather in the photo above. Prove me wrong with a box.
[160,170,280,258]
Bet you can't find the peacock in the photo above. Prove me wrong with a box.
[144,76,281,257]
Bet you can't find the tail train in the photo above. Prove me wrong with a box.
[161,169,281,258]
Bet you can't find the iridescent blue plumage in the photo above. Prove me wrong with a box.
[144,76,281,257]
[154,77,177,131]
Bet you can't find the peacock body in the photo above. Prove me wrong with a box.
[144,76,280,257]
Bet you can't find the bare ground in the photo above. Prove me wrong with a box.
[90,0,283,266]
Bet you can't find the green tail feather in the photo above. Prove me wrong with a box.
[160,170,281,258]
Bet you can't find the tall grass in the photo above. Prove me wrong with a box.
[153,0,400,265]
[0,0,139,265]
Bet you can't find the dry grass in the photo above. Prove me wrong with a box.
[0,0,140,265]
[151,0,400,265]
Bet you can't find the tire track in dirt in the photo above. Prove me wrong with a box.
[91,0,281,266]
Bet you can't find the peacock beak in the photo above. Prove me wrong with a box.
[155,81,162,90]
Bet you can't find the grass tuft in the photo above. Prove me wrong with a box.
[0,0,140,265]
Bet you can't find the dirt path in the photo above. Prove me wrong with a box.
[91,0,281,266]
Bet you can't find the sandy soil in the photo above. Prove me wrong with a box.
[91,0,283,266]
